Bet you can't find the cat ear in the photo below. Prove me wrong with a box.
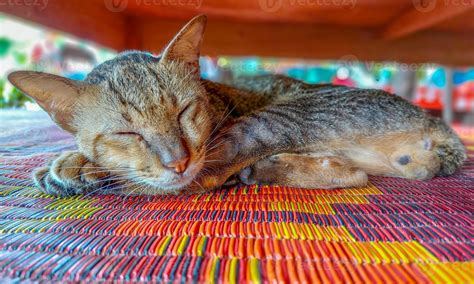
[161,14,207,72]
[8,71,87,133]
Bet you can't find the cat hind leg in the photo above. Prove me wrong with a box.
[388,138,441,180]
[239,153,368,189]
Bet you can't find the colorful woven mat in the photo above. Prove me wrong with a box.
[0,111,473,283]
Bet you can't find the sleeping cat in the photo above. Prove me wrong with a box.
[8,15,466,196]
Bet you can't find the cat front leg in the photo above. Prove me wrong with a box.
[197,100,324,190]
[33,151,110,196]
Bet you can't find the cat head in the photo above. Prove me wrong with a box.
[8,15,213,193]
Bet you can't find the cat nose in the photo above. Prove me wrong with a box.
[163,156,189,174]
[156,137,190,174]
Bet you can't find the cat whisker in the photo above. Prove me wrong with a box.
[82,180,135,200]
[72,178,126,199]
[190,179,205,193]
[204,130,234,149]
[203,159,225,164]
[208,104,235,137]
[78,178,126,193]
[122,183,143,202]
[204,135,234,151]
[54,169,128,183]
[49,166,133,171]
[205,141,231,153]
[82,185,112,199]
[203,147,229,162]
[203,104,236,149]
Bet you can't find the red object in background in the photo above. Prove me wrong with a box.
[332,77,356,87]
[382,85,394,94]
[31,44,43,63]
[414,85,443,110]
[414,81,474,112]
[454,81,474,112]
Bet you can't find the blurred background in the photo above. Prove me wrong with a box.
[1,0,474,128]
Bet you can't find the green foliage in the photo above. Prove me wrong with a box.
[0,79,32,108]
[5,87,32,108]
[0,37,32,108]
[13,51,27,65]
[416,68,428,81]
[0,80,5,108]
[0,37,12,57]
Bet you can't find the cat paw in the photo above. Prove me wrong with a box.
[239,167,256,184]
[238,154,288,185]
[34,166,79,197]
[33,152,109,197]
[390,139,440,180]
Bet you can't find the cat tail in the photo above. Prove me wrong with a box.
[430,118,467,176]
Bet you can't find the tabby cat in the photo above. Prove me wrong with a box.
[8,15,466,196]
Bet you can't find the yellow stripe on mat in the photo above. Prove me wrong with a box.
[417,262,474,283]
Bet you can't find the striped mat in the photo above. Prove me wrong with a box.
[0,111,473,283]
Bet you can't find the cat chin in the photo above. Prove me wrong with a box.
[144,175,195,192]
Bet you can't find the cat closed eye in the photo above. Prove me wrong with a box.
[114,132,144,141]
[178,103,197,120]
